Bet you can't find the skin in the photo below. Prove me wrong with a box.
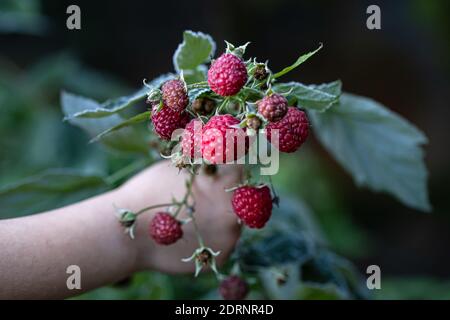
[0,160,242,299]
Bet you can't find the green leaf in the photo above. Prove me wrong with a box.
[182,65,207,84]
[0,170,109,218]
[0,2,49,35]
[90,111,151,143]
[61,92,149,155]
[273,43,323,79]
[234,197,322,269]
[173,30,216,72]
[274,80,341,111]
[63,86,146,120]
[295,283,348,300]
[236,232,315,268]
[187,87,211,102]
[233,194,367,299]
[309,93,431,211]
[63,73,173,119]
[374,277,450,300]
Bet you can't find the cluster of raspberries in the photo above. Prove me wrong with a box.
[145,48,310,300]
[150,52,309,158]
[147,50,310,237]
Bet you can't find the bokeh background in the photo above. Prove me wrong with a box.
[1,0,449,299]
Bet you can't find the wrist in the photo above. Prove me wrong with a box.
[99,189,142,275]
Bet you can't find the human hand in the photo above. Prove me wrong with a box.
[114,160,242,274]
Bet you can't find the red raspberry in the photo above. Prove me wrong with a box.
[149,212,183,245]
[161,79,188,111]
[202,115,248,164]
[208,53,248,96]
[151,104,190,140]
[181,118,203,159]
[231,185,272,229]
[265,107,309,153]
[257,93,288,122]
[219,276,249,300]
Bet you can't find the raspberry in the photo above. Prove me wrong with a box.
[246,116,262,130]
[192,97,216,116]
[181,118,203,159]
[202,115,248,164]
[253,65,268,81]
[151,103,190,140]
[149,212,183,245]
[208,53,248,96]
[161,79,188,111]
[219,276,249,300]
[265,107,309,153]
[231,185,272,229]
[257,93,288,122]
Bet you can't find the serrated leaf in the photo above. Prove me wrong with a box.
[173,30,216,72]
[90,111,151,143]
[183,65,207,84]
[240,86,264,101]
[0,170,109,218]
[61,92,149,155]
[188,87,211,101]
[234,197,320,269]
[273,43,323,79]
[63,86,146,120]
[310,93,430,211]
[236,232,315,268]
[63,73,173,119]
[274,80,341,111]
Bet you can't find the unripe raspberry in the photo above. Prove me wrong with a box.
[253,65,268,81]
[231,185,273,229]
[208,53,248,96]
[149,212,183,245]
[161,79,188,111]
[151,104,190,140]
[202,115,248,164]
[219,276,249,300]
[257,93,288,122]
[192,97,216,116]
[246,116,262,130]
[265,107,309,153]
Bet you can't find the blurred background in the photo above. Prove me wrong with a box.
[0,0,449,299]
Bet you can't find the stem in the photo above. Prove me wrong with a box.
[216,97,229,114]
[187,81,208,89]
[173,173,195,218]
[192,215,205,247]
[105,158,148,186]
[243,86,263,97]
[135,172,195,218]
[178,173,204,247]
[136,202,181,215]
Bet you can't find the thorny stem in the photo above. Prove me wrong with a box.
[136,203,182,215]
[173,173,195,218]
[243,86,263,97]
[170,172,205,249]
[134,171,195,217]
[216,97,230,114]
[189,209,205,247]
[268,175,279,206]
[187,81,208,89]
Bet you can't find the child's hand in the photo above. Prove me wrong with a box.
[115,160,242,274]
[0,160,243,298]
